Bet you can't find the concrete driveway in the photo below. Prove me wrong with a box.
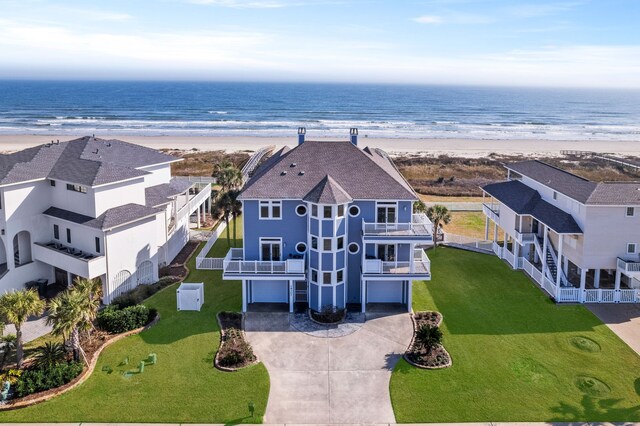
[588,303,640,355]
[245,311,413,424]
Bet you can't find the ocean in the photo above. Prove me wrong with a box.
[0,81,639,141]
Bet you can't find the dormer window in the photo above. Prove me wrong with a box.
[626,207,635,217]
[66,183,87,194]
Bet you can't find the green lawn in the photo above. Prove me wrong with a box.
[0,217,270,423]
[391,247,640,422]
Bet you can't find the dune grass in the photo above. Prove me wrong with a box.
[391,247,640,422]
[0,217,270,423]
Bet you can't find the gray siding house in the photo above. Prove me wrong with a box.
[482,160,640,303]
[222,129,433,313]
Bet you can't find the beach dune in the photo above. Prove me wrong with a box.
[0,134,638,158]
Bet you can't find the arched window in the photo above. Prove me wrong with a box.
[112,270,134,299]
[136,260,155,285]
[13,230,32,267]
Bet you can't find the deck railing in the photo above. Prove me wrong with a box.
[177,183,211,221]
[222,249,305,275]
[482,203,500,222]
[362,213,433,239]
[515,231,536,244]
[617,257,640,273]
[363,249,430,275]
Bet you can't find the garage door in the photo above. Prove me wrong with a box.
[367,281,403,303]
[251,280,288,303]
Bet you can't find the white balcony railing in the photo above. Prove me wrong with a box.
[363,249,430,276]
[482,203,500,222]
[362,213,433,239]
[222,248,305,276]
[515,231,536,244]
[617,257,640,274]
[176,184,212,221]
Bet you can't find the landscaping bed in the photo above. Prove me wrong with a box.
[309,306,346,324]
[159,241,199,279]
[215,312,257,371]
[404,311,452,369]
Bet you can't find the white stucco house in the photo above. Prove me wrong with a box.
[0,136,211,304]
[482,160,640,303]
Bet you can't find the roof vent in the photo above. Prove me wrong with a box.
[299,171,305,176]
[290,163,296,167]
[94,149,99,154]
[281,171,287,176]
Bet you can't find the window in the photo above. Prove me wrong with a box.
[337,269,344,282]
[323,206,332,219]
[311,236,318,250]
[553,191,558,200]
[296,204,308,216]
[295,242,307,253]
[337,205,344,217]
[311,204,318,217]
[323,238,332,251]
[49,179,56,186]
[337,236,344,250]
[95,237,101,253]
[376,202,396,223]
[311,269,318,283]
[53,224,59,240]
[348,243,360,254]
[259,201,282,219]
[349,205,360,217]
[66,183,87,193]
[323,272,332,285]
[627,243,636,254]
[626,207,635,217]
[66,228,71,244]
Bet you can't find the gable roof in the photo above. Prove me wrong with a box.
[44,203,160,231]
[0,136,179,187]
[303,175,353,204]
[145,178,194,208]
[483,180,583,234]
[506,160,640,205]
[239,141,416,201]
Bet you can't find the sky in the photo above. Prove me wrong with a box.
[0,0,639,87]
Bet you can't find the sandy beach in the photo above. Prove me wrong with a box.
[0,134,638,158]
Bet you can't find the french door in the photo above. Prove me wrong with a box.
[376,202,397,223]
[377,244,396,261]
[260,238,282,261]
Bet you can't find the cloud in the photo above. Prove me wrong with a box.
[184,0,290,8]
[413,15,444,24]
[503,2,582,18]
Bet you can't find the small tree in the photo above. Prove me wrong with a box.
[228,189,242,247]
[0,289,45,368]
[415,324,443,355]
[217,165,243,192]
[413,200,427,214]
[426,204,452,247]
[31,342,67,369]
[215,191,235,247]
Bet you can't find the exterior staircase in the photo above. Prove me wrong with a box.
[534,234,568,286]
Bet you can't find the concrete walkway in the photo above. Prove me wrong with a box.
[3,313,52,343]
[245,311,413,424]
[587,303,640,355]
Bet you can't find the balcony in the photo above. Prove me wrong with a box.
[363,249,431,278]
[617,257,640,275]
[222,248,306,279]
[176,183,211,222]
[515,230,536,244]
[482,203,500,223]
[33,242,106,279]
[362,213,433,241]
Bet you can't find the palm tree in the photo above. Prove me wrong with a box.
[413,200,427,214]
[0,334,16,369]
[47,287,99,365]
[31,341,66,369]
[227,189,242,247]
[0,289,45,368]
[415,324,443,355]
[212,159,234,180]
[215,191,234,247]
[218,166,243,192]
[72,277,102,309]
[426,204,452,247]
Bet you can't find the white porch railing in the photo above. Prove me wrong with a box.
[195,221,228,270]
[515,231,536,244]
[177,184,212,221]
[503,248,516,268]
[363,249,431,275]
[617,257,640,274]
[620,289,640,303]
[362,213,433,239]
[222,249,305,275]
[492,242,503,258]
[482,203,500,222]
[557,287,580,302]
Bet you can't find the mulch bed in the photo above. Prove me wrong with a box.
[214,312,258,372]
[404,311,452,370]
[159,241,199,279]
[309,308,346,325]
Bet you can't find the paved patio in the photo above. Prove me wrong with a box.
[245,311,413,424]
[3,313,52,343]
[587,303,640,355]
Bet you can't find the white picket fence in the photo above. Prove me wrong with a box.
[195,221,228,270]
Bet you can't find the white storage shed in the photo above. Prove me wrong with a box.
[176,282,204,311]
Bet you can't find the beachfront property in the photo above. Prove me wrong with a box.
[482,160,640,303]
[0,136,211,304]
[220,128,433,312]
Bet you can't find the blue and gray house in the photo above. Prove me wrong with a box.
[222,129,433,313]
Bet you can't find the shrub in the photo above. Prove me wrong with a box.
[31,342,67,369]
[310,305,345,324]
[218,330,255,368]
[96,305,150,334]
[13,361,83,398]
[415,324,443,355]
[111,277,179,309]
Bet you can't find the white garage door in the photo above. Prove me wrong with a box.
[251,280,288,303]
[367,281,403,303]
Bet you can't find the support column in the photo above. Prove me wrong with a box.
[493,223,498,242]
[615,270,622,291]
[196,204,201,228]
[541,226,549,281]
[485,216,490,240]
[513,242,520,269]
[242,280,247,312]
[409,243,415,273]
[556,234,564,288]
[66,271,73,288]
[361,280,366,313]
[288,280,294,313]
[407,280,412,313]
[579,268,587,303]
[594,269,601,289]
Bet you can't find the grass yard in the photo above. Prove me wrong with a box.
[0,217,270,424]
[391,247,640,423]
[443,211,499,240]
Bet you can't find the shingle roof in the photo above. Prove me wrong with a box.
[303,175,353,204]
[44,204,160,230]
[483,180,583,234]
[145,178,194,208]
[0,136,179,187]
[239,141,416,201]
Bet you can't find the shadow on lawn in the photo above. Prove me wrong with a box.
[550,394,640,422]
[424,247,598,336]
